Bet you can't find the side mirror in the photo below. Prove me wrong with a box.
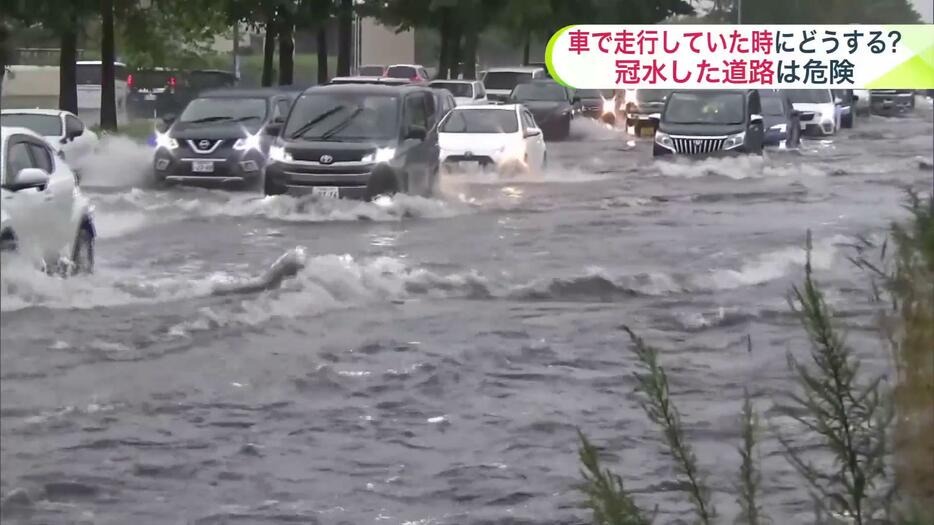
[524,128,542,138]
[648,112,661,123]
[750,114,763,124]
[265,122,283,135]
[161,113,177,126]
[12,168,50,191]
[572,95,581,104]
[834,97,843,105]
[405,126,427,141]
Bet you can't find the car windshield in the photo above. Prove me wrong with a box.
[431,82,473,98]
[285,93,399,140]
[386,66,416,79]
[636,89,672,103]
[440,109,518,133]
[664,92,745,125]
[179,97,267,124]
[511,83,566,101]
[134,70,174,89]
[358,66,384,76]
[761,97,786,116]
[2,114,62,136]
[483,71,531,91]
[787,89,832,104]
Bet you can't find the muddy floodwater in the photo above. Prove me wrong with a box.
[2,103,932,524]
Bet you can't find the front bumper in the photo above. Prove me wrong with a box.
[870,95,914,115]
[153,148,265,184]
[799,117,835,136]
[264,160,379,199]
[763,129,788,145]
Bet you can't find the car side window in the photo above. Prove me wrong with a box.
[274,99,292,121]
[6,141,35,179]
[522,110,536,130]
[66,115,84,136]
[26,142,53,173]
[419,68,429,80]
[404,94,428,131]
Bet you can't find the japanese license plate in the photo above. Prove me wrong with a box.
[312,186,340,198]
[639,126,654,137]
[459,160,480,170]
[144,93,157,101]
[192,160,214,173]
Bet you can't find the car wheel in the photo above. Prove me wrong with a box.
[72,225,94,274]
[366,165,399,201]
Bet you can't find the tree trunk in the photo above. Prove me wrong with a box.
[278,10,294,86]
[99,0,117,131]
[262,22,277,87]
[522,30,530,66]
[0,22,8,102]
[437,9,451,79]
[450,25,462,80]
[316,25,328,84]
[59,26,78,114]
[462,25,477,79]
[336,0,352,76]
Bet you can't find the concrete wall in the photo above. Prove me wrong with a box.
[358,17,415,68]
[1,65,59,110]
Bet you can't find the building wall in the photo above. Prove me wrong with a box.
[358,17,414,68]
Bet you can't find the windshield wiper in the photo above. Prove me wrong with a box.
[318,107,365,141]
[186,116,233,124]
[288,107,344,139]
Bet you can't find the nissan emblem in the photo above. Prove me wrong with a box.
[199,139,211,149]
[319,154,334,164]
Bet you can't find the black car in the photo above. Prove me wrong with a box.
[507,79,578,140]
[575,88,622,124]
[127,67,178,119]
[759,89,801,148]
[156,69,239,118]
[626,89,672,137]
[653,89,764,157]
[152,88,299,188]
[264,84,443,200]
[869,90,915,116]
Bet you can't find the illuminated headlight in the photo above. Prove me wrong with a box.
[155,132,178,150]
[233,133,262,152]
[769,123,787,133]
[361,147,396,163]
[602,97,616,114]
[268,144,292,163]
[655,131,674,150]
[723,131,746,149]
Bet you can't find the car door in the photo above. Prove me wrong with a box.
[3,137,61,260]
[26,138,77,254]
[401,92,432,193]
[521,108,545,168]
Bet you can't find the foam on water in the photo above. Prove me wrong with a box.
[655,154,828,179]
[72,135,155,188]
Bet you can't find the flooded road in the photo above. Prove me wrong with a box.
[2,103,932,524]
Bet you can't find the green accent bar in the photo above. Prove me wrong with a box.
[546,25,577,89]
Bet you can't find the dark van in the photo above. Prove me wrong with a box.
[264,84,443,199]
[653,90,764,157]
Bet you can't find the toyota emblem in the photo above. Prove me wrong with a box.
[319,154,334,164]
[693,139,703,146]
[199,139,211,149]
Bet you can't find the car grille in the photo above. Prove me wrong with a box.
[444,155,495,166]
[185,139,227,153]
[670,136,726,155]
[288,149,370,163]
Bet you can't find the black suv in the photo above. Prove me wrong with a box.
[153,88,299,188]
[507,79,579,140]
[264,84,443,200]
[653,89,764,157]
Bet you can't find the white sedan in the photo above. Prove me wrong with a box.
[428,80,488,106]
[438,104,547,174]
[1,126,95,273]
[0,109,99,168]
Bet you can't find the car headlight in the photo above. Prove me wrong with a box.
[233,133,262,152]
[361,147,396,163]
[655,131,673,149]
[155,132,178,150]
[268,144,292,163]
[723,131,746,149]
[602,98,616,114]
[769,123,787,133]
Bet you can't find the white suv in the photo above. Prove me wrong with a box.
[1,127,95,273]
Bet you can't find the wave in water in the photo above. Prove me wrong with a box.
[654,154,827,179]
[72,135,156,188]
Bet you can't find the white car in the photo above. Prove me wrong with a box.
[384,64,431,82]
[0,109,98,168]
[481,67,547,103]
[787,89,839,136]
[75,60,129,126]
[0,127,95,272]
[428,80,488,106]
[438,104,547,174]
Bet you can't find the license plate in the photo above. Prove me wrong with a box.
[459,160,480,169]
[312,186,340,198]
[192,161,214,173]
[144,93,157,101]
[639,126,654,137]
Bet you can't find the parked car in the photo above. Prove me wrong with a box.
[428,80,488,106]
[575,89,623,125]
[869,90,915,116]
[264,83,442,199]
[507,79,578,140]
[385,64,431,83]
[787,89,839,136]
[832,89,858,128]
[356,65,386,76]
[758,90,801,148]
[481,67,547,103]
[127,67,177,119]
[75,60,129,126]
[1,126,95,273]
[438,104,546,174]
[0,109,98,168]
[152,88,299,189]
[653,89,764,157]
[626,89,671,137]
